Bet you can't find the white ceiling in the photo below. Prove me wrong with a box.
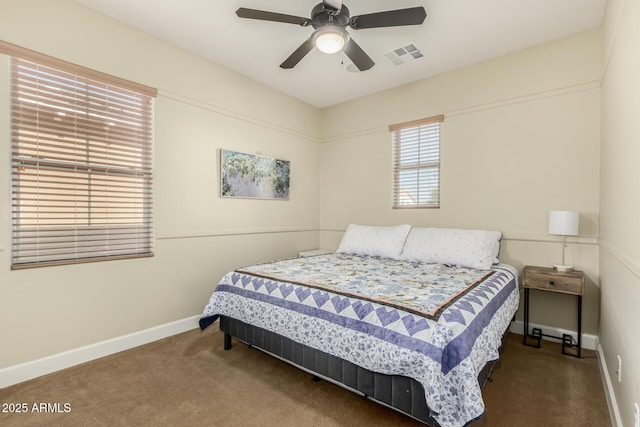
[75,0,605,108]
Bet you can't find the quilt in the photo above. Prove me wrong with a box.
[200,254,519,427]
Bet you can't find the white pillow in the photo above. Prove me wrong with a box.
[336,224,412,260]
[401,227,502,270]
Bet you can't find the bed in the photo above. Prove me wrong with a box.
[199,225,519,427]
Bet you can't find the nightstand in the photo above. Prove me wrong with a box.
[522,265,585,358]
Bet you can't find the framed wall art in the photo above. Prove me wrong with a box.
[220,149,290,200]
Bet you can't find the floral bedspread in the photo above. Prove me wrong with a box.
[236,254,494,320]
[200,254,519,427]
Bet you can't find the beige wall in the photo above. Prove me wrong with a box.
[319,29,602,335]
[0,0,321,369]
[0,4,622,414]
[600,0,640,424]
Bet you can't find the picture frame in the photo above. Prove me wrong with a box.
[220,149,290,200]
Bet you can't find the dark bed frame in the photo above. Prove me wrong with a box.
[220,315,510,426]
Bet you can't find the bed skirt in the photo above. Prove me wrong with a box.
[219,315,509,426]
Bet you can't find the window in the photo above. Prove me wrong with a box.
[2,42,157,269]
[390,115,444,208]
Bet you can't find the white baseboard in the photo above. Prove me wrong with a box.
[597,343,623,427]
[511,320,598,351]
[0,315,201,389]
[0,317,602,390]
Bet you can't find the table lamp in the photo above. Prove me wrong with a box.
[548,210,579,272]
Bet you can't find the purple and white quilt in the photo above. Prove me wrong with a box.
[200,254,519,427]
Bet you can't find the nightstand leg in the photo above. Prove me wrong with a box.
[523,288,529,345]
[561,295,582,358]
[523,288,541,348]
[577,295,582,358]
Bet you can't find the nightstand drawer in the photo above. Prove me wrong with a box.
[523,267,584,296]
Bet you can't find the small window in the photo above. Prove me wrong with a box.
[3,42,157,269]
[390,115,444,208]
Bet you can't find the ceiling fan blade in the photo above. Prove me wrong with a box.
[280,37,315,69]
[350,7,427,30]
[343,38,374,71]
[323,0,343,12]
[236,8,311,26]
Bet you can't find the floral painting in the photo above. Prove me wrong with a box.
[221,149,290,200]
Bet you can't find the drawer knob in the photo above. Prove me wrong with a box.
[549,280,555,285]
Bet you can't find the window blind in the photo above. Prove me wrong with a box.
[7,47,156,269]
[390,115,444,209]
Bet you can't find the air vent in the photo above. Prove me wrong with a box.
[385,42,424,65]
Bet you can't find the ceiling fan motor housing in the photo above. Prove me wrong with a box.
[310,3,350,28]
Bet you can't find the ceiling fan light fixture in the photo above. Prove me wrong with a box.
[314,26,347,54]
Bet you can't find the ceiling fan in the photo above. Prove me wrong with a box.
[236,0,427,71]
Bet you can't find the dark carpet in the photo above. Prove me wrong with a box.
[0,327,610,426]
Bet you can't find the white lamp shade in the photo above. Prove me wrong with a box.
[314,27,347,54]
[548,210,579,236]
